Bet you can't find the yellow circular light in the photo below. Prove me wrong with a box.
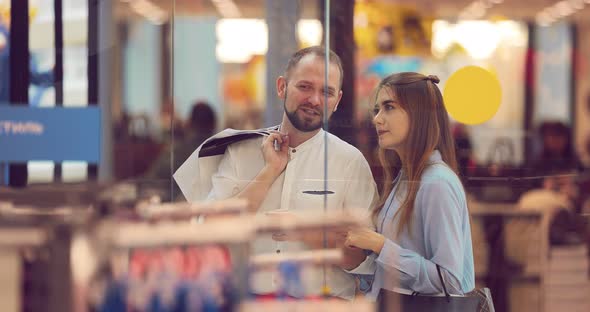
[442,66,502,125]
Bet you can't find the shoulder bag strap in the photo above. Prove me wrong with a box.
[436,264,451,303]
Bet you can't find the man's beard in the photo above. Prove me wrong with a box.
[283,95,324,132]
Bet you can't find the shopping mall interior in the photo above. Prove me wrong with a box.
[1,0,590,311]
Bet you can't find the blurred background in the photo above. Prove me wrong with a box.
[1,0,590,311]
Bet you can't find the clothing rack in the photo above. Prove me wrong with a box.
[250,248,343,269]
[136,198,248,220]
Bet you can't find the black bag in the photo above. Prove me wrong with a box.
[377,265,495,312]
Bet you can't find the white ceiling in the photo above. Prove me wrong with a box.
[115,0,590,24]
[115,0,319,20]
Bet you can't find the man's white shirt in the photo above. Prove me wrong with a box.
[176,128,378,299]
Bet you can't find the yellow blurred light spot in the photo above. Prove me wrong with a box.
[489,15,508,22]
[321,285,331,296]
[443,66,502,125]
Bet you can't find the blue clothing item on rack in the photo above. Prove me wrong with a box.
[0,24,54,106]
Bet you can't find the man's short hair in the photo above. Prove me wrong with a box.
[284,46,343,88]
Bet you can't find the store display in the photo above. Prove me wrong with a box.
[0,192,376,312]
[95,245,234,312]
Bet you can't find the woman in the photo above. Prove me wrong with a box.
[345,72,475,298]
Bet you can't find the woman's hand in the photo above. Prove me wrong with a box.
[273,227,348,249]
[345,228,386,254]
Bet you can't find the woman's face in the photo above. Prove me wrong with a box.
[373,87,410,152]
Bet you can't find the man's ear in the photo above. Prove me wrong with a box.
[333,90,343,112]
[277,76,287,99]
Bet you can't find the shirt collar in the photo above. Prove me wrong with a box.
[428,149,443,164]
[396,149,443,179]
[291,128,325,152]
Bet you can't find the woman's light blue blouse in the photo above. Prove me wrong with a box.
[355,150,475,300]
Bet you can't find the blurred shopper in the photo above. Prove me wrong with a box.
[531,121,577,179]
[174,46,378,299]
[344,72,475,298]
[520,122,586,245]
[147,101,217,185]
[453,123,475,178]
[159,97,185,139]
[527,121,582,211]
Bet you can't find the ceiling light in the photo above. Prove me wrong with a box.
[211,0,242,18]
[458,0,503,20]
[537,0,585,25]
[128,0,168,24]
[216,19,322,63]
[454,21,500,59]
[569,0,585,9]
[556,1,574,16]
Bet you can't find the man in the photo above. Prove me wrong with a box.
[174,46,377,299]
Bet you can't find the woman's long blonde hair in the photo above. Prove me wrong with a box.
[372,72,459,237]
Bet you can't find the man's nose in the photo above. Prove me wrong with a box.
[309,92,322,106]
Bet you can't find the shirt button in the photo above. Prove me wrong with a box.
[291,149,296,153]
[276,249,281,254]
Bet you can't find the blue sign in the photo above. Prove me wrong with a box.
[0,106,100,162]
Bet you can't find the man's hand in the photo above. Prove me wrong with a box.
[261,131,289,176]
[235,131,289,213]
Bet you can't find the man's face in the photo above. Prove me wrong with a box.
[277,55,342,132]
